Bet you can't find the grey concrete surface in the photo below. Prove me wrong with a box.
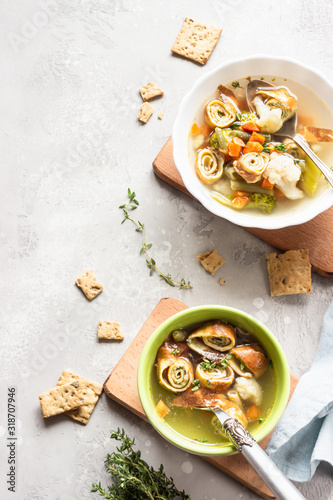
[1,0,333,499]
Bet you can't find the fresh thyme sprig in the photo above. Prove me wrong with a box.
[120,189,192,290]
[91,428,190,499]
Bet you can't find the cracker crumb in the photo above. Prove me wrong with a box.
[219,278,226,285]
[198,249,225,275]
[139,83,164,101]
[98,320,124,340]
[138,102,154,123]
[171,18,222,65]
[158,111,164,120]
[266,249,312,297]
[75,269,103,300]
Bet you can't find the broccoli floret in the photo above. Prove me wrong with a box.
[209,131,219,149]
[251,193,277,214]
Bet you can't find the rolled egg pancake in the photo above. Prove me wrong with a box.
[205,99,237,128]
[195,148,224,184]
[196,363,234,392]
[156,343,194,393]
[187,321,236,354]
[171,387,247,428]
[233,152,269,183]
[230,343,269,378]
[256,86,297,121]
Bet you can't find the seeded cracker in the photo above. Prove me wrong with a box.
[75,269,103,300]
[57,370,103,425]
[266,249,312,297]
[171,18,222,65]
[98,320,124,340]
[139,83,164,102]
[138,102,154,123]
[39,381,87,418]
[198,249,225,275]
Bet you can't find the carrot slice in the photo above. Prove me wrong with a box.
[249,132,265,144]
[231,196,251,209]
[275,187,286,198]
[155,400,169,419]
[233,190,250,197]
[261,178,274,190]
[243,141,263,154]
[241,121,260,132]
[191,123,201,135]
[228,141,242,157]
[246,404,261,421]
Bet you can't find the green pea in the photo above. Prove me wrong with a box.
[172,329,186,342]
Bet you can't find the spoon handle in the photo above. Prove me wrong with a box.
[293,133,333,188]
[215,410,306,500]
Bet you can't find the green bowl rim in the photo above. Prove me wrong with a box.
[137,305,290,456]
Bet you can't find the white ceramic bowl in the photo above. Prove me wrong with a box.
[172,55,333,229]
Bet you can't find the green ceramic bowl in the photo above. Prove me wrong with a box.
[137,305,290,457]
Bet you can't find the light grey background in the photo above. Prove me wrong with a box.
[1,0,333,499]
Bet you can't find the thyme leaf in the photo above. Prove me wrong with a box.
[92,428,191,499]
[120,189,192,290]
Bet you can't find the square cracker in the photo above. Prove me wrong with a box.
[266,249,312,297]
[198,249,225,275]
[39,381,87,418]
[75,269,103,300]
[98,320,124,340]
[139,83,164,102]
[57,370,103,425]
[138,102,154,123]
[171,18,222,65]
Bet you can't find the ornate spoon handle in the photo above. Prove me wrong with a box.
[214,409,306,500]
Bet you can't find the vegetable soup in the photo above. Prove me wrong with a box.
[188,76,333,215]
[150,320,276,446]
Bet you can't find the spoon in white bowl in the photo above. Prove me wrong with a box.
[197,406,307,500]
[246,79,333,187]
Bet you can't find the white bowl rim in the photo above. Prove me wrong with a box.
[172,54,333,230]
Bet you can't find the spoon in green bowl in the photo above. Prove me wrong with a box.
[197,406,307,500]
[246,79,333,187]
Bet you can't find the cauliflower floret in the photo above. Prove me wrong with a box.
[253,96,283,133]
[234,376,262,406]
[264,152,304,199]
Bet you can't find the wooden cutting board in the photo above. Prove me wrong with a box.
[152,137,333,277]
[104,298,299,500]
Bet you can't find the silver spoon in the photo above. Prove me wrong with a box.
[246,79,333,187]
[198,406,306,500]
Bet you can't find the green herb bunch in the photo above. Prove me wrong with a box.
[120,189,192,290]
[91,428,190,499]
